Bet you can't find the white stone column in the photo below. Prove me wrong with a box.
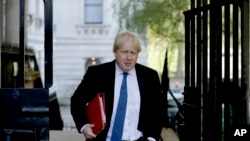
[0,0,2,41]
[5,0,19,44]
[5,0,27,45]
[0,0,2,87]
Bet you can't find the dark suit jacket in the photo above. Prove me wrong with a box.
[71,60,164,141]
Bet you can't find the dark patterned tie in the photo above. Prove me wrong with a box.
[110,72,128,141]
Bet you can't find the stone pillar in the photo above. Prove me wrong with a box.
[5,0,19,44]
[0,0,2,87]
[5,0,27,45]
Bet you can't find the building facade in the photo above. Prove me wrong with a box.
[1,0,148,128]
[52,0,148,104]
[1,0,148,99]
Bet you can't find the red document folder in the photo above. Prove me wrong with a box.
[86,93,106,134]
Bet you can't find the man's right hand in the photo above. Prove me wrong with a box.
[82,124,97,140]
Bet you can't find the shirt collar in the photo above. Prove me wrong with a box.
[115,63,136,76]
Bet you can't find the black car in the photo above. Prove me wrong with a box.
[167,88,184,133]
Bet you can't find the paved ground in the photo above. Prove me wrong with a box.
[50,127,179,141]
[54,104,179,141]
[161,127,180,141]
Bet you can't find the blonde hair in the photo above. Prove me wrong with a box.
[113,31,142,53]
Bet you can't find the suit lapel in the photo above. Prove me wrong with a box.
[102,61,116,124]
[135,64,146,98]
[135,64,148,130]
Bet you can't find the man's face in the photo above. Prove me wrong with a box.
[114,41,139,72]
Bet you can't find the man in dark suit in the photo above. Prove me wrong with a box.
[71,31,165,141]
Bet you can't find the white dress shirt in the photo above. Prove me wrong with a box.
[106,64,142,141]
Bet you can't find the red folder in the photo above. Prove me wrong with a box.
[86,93,106,134]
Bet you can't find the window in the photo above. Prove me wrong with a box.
[84,0,103,24]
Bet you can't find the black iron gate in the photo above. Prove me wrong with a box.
[183,0,249,141]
